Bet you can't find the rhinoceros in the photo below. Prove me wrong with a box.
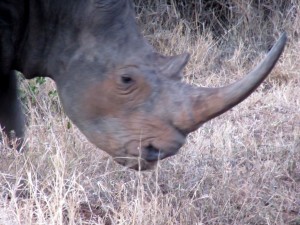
[0,0,287,170]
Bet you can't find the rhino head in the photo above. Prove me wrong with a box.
[14,0,286,170]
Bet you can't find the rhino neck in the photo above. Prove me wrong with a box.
[14,0,150,80]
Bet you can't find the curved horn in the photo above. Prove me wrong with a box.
[192,33,287,127]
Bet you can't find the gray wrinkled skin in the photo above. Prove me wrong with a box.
[0,0,286,170]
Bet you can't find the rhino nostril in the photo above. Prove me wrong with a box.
[145,145,162,162]
[144,143,181,162]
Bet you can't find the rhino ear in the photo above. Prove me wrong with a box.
[156,53,190,80]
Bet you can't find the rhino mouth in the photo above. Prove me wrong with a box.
[113,143,180,170]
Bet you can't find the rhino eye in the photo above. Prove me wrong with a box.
[121,75,133,84]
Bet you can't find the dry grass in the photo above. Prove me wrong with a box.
[1,1,300,225]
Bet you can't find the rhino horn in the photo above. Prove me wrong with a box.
[189,33,287,131]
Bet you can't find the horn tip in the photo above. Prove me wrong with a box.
[279,32,287,42]
[276,32,288,49]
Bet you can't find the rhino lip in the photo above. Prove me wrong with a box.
[118,141,180,170]
[129,161,157,171]
[114,144,179,171]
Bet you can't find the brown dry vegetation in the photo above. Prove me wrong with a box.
[1,1,300,224]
